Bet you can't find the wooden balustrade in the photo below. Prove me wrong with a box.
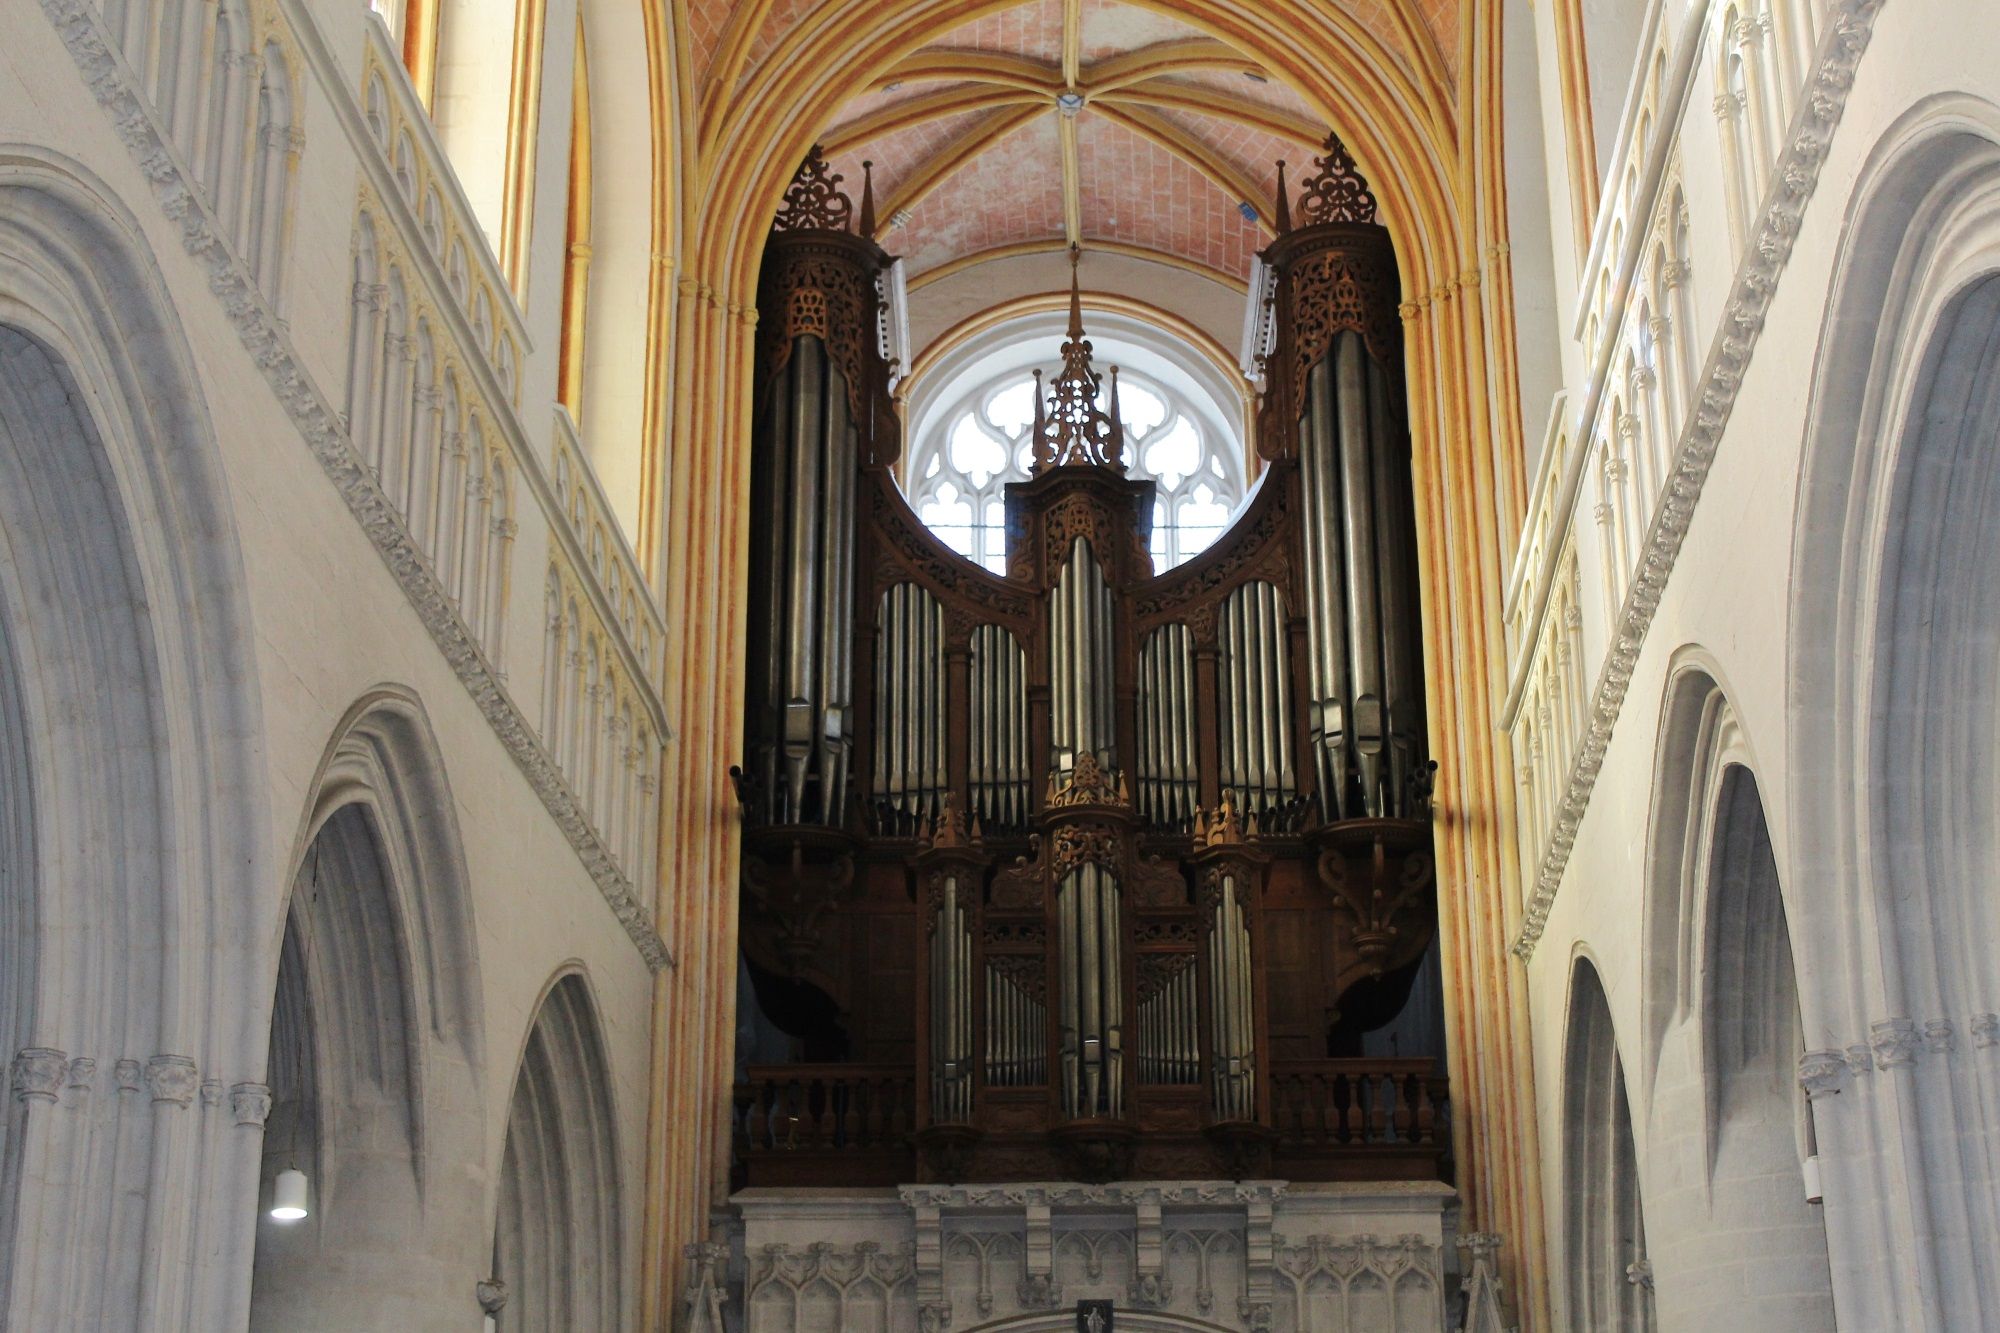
[733,1059,1448,1187]
[1267,1058,1450,1182]
[734,1065,917,1187]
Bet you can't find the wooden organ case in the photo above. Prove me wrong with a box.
[734,142,1446,1189]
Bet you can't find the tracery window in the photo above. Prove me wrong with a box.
[903,368,1243,574]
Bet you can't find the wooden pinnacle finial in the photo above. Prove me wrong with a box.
[1274,161,1291,234]
[1067,244,1085,339]
[859,160,877,236]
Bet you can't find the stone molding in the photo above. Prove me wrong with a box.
[38,0,672,973]
[1513,0,1889,957]
[899,1181,1289,1209]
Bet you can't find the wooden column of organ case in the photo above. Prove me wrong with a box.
[734,142,1446,1188]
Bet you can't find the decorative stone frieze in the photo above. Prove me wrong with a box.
[732,1181,1450,1332]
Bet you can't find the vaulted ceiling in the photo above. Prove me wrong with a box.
[686,0,1461,287]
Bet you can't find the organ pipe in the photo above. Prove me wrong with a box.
[970,625,1030,829]
[871,582,946,833]
[1207,871,1256,1121]
[929,874,974,1123]
[1217,582,1296,821]
[1057,865,1124,1119]
[1051,542,1116,772]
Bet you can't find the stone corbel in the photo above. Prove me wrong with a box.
[1129,1197,1170,1307]
[911,1200,946,1323]
[1018,1202,1059,1308]
[1243,1190,1277,1321]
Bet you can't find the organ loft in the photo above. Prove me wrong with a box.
[731,140,1448,1191]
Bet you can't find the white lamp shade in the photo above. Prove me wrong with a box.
[270,1167,310,1221]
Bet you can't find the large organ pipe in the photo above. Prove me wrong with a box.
[1369,357,1420,814]
[1335,332,1387,816]
[820,359,854,822]
[929,875,976,1122]
[1207,872,1255,1120]
[1052,539,1116,768]
[747,333,862,827]
[1301,352,1352,821]
[783,338,824,821]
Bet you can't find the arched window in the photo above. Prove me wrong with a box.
[902,313,1248,574]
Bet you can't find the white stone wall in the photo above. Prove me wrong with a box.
[1507,0,2000,1326]
[0,0,663,1325]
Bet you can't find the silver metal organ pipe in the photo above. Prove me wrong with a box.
[1369,356,1419,817]
[978,632,991,822]
[1059,874,1079,1113]
[1266,584,1286,799]
[1207,904,1225,1111]
[1104,870,1122,1118]
[820,362,854,824]
[758,353,793,821]
[1335,331,1386,817]
[1079,865,1103,1114]
[882,586,902,822]
[1234,881,1255,1117]
[1272,587,1296,796]
[783,338,824,823]
[1306,351,1351,821]
[1247,583,1269,808]
[1054,554,1068,765]
[1168,624,1184,820]
[924,594,941,818]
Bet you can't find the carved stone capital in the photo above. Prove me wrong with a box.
[146,1055,201,1106]
[231,1082,273,1127]
[1871,1019,1921,1070]
[1798,1049,1847,1100]
[11,1048,68,1103]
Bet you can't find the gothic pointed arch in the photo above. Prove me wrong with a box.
[0,148,266,1328]
[490,969,627,1329]
[1560,955,1653,1330]
[249,688,487,1330]
[1788,95,2000,1326]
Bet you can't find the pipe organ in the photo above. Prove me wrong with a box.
[735,141,1443,1187]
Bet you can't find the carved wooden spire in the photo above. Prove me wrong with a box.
[1293,132,1378,226]
[1030,247,1126,473]
[772,145,855,232]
